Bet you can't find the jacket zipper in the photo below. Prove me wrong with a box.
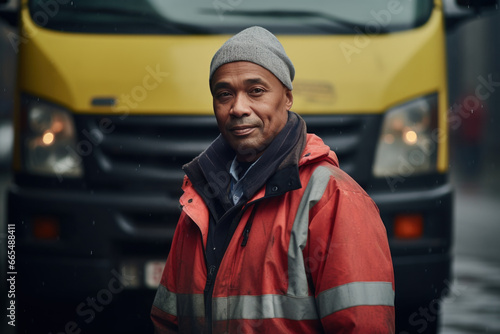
[204,264,217,333]
[240,206,258,247]
[202,202,249,334]
[202,195,280,332]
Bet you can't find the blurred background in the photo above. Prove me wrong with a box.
[441,8,500,334]
[1,1,500,333]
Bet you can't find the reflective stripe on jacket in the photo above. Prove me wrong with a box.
[151,134,395,333]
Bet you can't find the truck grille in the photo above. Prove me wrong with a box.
[303,115,381,184]
[75,114,381,194]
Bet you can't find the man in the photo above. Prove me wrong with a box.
[151,26,395,333]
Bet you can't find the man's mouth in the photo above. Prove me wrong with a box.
[229,125,256,136]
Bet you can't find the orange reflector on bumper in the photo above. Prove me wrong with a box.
[33,216,60,240]
[394,214,424,239]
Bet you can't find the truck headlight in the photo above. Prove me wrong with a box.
[373,94,438,177]
[23,97,83,178]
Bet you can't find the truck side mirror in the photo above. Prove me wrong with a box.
[0,0,19,27]
[456,0,498,8]
[444,0,498,30]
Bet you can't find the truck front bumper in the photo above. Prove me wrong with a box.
[8,183,177,298]
[8,181,453,322]
[371,183,454,309]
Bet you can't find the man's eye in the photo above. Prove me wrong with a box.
[251,88,265,94]
[217,92,231,98]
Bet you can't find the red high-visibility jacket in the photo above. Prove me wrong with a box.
[152,134,395,333]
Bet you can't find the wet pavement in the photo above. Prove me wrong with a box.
[441,256,500,334]
[440,170,500,334]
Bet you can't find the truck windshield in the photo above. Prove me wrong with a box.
[29,0,434,34]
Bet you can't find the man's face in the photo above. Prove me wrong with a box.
[211,61,293,162]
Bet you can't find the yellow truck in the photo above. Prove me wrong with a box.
[1,0,496,333]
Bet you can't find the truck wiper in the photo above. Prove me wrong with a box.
[208,9,389,34]
[52,5,209,34]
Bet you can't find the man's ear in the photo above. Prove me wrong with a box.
[285,89,293,111]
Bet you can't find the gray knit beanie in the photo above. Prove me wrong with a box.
[209,26,295,90]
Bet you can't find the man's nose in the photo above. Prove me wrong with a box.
[230,93,251,118]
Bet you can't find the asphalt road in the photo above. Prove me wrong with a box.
[1,169,499,333]
[440,172,500,334]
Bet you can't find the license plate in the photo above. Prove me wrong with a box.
[145,260,166,289]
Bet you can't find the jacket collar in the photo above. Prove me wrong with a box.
[183,112,307,219]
